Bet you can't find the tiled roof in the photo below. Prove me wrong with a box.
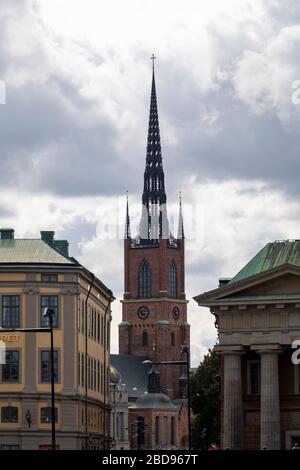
[0,239,75,264]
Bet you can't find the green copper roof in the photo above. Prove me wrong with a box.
[230,240,300,284]
[0,239,74,264]
[155,320,170,325]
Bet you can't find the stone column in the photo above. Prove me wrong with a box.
[223,352,243,449]
[259,349,281,449]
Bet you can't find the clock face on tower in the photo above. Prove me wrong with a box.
[137,306,149,320]
[172,306,180,320]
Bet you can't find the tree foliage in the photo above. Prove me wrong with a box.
[190,349,220,449]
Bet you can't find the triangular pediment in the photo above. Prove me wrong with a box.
[194,264,300,305]
[223,272,300,299]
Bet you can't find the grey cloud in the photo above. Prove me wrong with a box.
[0,206,15,219]
[161,84,300,200]
[0,0,300,204]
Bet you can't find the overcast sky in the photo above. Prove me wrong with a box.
[1,0,300,365]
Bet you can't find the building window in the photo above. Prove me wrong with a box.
[142,331,148,347]
[41,350,58,383]
[97,313,100,342]
[41,296,58,328]
[155,416,160,446]
[88,306,91,337]
[169,260,177,298]
[2,295,20,328]
[81,300,85,334]
[1,350,19,382]
[81,353,84,387]
[41,273,58,282]
[78,352,81,387]
[171,416,175,446]
[41,407,58,423]
[1,406,18,423]
[248,360,260,395]
[139,260,151,298]
[137,416,145,446]
[94,359,97,390]
[107,320,110,351]
[77,298,81,332]
[91,309,94,340]
[101,315,104,346]
[117,412,125,440]
[171,332,175,346]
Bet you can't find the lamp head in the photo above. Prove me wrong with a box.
[42,307,55,318]
[142,360,153,366]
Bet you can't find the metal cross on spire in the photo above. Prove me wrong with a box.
[150,53,156,70]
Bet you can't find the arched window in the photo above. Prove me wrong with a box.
[169,260,177,298]
[139,260,151,298]
[171,332,175,346]
[142,331,148,347]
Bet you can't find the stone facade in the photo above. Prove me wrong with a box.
[110,368,130,450]
[0,229,113,450]
[195,256,300,449]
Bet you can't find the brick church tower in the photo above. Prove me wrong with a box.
[119,58,190,399]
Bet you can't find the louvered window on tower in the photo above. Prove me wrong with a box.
[139,260,151,298]
[169,260,177,298]
[142,331,148,347]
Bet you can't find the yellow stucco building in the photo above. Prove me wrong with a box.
[0,228,113,449]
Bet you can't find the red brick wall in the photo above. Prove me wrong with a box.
[124,238,185,300]
[120,236,189,398]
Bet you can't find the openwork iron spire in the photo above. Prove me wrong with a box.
[177,192,185,240]
[140,55,168,241]
[124,192,131,239]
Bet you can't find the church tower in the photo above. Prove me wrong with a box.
[119,57,189,399]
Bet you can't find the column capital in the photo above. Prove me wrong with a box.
[215,345,246,355]
[251,344,282,354]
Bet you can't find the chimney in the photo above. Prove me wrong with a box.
[218,278,232,288]
[54,240,69,257]
[40,231,55,245]
[0,228,15,240]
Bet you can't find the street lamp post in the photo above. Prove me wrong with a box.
[25,409,32,428]
[142,345,192,451]
[110,382,117,447]
[180,345,191,451]
[43,307,56,451]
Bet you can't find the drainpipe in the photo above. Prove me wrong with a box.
[85,274,95,450]
[103,292,113,449]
